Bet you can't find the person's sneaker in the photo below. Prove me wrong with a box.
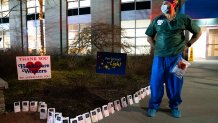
[171,109,181,118]
[147,108,157,117]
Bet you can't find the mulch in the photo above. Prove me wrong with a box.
[0,112,46,123]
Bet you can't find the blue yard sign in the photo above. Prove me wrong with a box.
[96,52,127,75]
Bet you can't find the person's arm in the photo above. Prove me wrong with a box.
[186,30,202,47]
[147,36,155,48]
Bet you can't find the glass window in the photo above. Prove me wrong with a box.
[121,20,135,28]
[69,39,78,47]
[122,46,135,54]
[136,0,149,1]
[80,23,90,31]
[122,38,135,46]
[69,24,79,31]
[2,11,9,17]
[1,1,9,11]
[68,1,78,9]
[27,20,43,54]
[68,31,78,40]
[122,0,135,3]
[207,45,218,57]
[136,37,149,46]
[80,0,90,8]
[136,19,150,28]
[68,23,91,55]
[136,28,146,37]
[136,46,150,54]
[28,8,36,14]
[0,30,10,49]
[125,29,135,37]
[27,0,39,8]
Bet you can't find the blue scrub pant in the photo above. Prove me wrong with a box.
[148,53,183,110]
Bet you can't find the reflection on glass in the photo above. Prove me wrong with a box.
[136,28,146,37]
[208,29,218,44]
[136,0,148,1]
[2,12,9,17]
[122,38,135,46]
[69,24,79,31]
[68,1,78,9]
[28,8,36,14]
[125,29,135,37]
[136,19,150,28]
[136,37,149,46]
[121,46,135,54]
[1,1,9,11]
[68,31,78,40]
[27,0,39,8]
[80,24,90,31]
[207,45,218,56]
[136,46,150,54]
[27,20,41,54]
[80,0,90,7]
[121,20,135,28]
[121,0,135,3]
[69,39,77,47]
[4,31,10,48]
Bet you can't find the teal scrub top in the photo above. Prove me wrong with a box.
[145,14,200,57]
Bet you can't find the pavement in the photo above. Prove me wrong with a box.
[98,60,218,123]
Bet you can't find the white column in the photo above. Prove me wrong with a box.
[9,1,28,54]
[91,0,121,53]
[45,0,67,55]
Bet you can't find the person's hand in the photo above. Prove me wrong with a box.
[183,46,189,58]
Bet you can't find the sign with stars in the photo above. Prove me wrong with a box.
[96,52,127,75]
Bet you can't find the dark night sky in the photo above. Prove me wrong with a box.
[183,0,218,19]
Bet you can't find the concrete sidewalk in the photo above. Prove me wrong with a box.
[99,60,218,123]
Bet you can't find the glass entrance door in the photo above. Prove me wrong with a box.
[206,28,218,59]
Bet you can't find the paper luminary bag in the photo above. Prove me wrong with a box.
[30,101,38,112]
[90,110,98,123]
[121,97,128,108]
[38,101,46,112]
[127,95,133,105]
[62,117,69,123]
[137,91,141,101]
[47,111,55,123]
[133,93,139,103]
[22,101,29,112]
[114,100,121,111]
[145,86,151,95]
[55,115,63,123]
[14,102,21,113]
[84,112,92,123]
[107,102,115,114]
[102,105,109,117]
[77,115,85,123]
[40,108,47,120]
[96,107,103,121]
[171,57,191,79]
[70,118,78,123]
[140,89,145,99]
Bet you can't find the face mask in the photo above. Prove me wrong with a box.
[161,5,170,14]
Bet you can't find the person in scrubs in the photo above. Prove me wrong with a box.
[145,0,201,118]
